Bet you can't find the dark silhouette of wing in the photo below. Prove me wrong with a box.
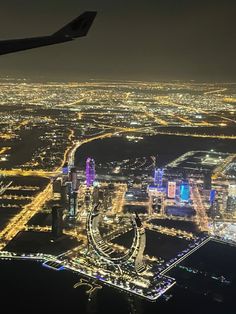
[0,11,97,56]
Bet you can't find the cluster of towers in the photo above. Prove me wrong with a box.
[150,167,191,215]
[166,180,190,201]
[51,157,96,239]
[51,165,79,239]
[61,164,79,219]
[153,167,190,202]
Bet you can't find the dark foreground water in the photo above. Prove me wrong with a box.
[75,134,235,168]
[1,240,235,314]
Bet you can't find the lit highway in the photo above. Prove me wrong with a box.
[190,181,209,232]
[0,183,52,249]
[212,154,236,179]
[0,169,57,178]
[154,130,236,140]
[0,128,138,250]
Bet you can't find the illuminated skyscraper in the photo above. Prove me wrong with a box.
[210,189,216,205]
[180,181,190,202]
[53,177,62,200]
[69,167,78,191]
[61,184,68,204]
[167,182,176,199]
[86,157,96,187]
[154,168,163,188]
[68,191,78,218]
[226,184,236,213]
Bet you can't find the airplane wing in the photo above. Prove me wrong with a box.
[0,11,97,56]
[53,11,97,38]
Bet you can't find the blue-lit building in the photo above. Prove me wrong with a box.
[210,189,216,205]
[62,162,69,175]
[154,168,163,188]
[180,181,190,202]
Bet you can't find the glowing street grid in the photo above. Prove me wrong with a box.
[0,80,235,302]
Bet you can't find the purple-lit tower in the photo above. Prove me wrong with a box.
[86,157,96,187]
[154,168,163,188]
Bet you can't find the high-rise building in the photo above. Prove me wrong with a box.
[53,178,62,200]
[210,189,216,205]
[103,187,113,211]
[92,186,99,204]
[61,181,72,204]
[53,178,62,194]
[93,187,105,204]
[154,168,164,188]
[226,184,236,213]
[204,172,212,190]
[61,184,68,204]
[69,167,78,191]
[86,157,96,187]
[226,196,236,213]
[228,184,236,197]
[180,181,190,202]
[167,182,176,199]
[152,193,165,215]
[65,181,72,194]
[68,191,78,218]
[52,206,63,238]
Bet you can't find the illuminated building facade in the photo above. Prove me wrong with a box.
[69,167,78,191]
[180,181,190,202]
[210,189,216,205]
[154,168,163,188]
[86,157,96,187]
[53,178,62,200]
[226,184,236,213]
[167,182,176,199]
[204,172,212,190]
[68,191,78,218]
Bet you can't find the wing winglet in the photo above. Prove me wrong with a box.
[53,11,97,39]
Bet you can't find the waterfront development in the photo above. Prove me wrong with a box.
[0,79,236,311]
[1,238,236,314]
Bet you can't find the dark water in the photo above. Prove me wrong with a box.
[1,240,235,314]
[112,229,190,261]
[0,242,236,314]
[169,241,236,314]
[149,219,199,233]
[75,134,235,168]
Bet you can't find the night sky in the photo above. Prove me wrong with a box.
[0,0,235,82]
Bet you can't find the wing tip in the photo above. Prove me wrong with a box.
[53,11,97,38]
